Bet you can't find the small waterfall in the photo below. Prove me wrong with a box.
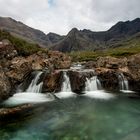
[61,71,72,92]
[55,71,75,99]
[84,76,114,99]
[118,73,129,91]
[85,76,102,91]
[26,71,43,93]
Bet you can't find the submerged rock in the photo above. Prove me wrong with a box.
[0,104,34,123]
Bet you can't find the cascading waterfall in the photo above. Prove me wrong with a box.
[83,76,114,99]
[85,76,102,91]
[4,71,55,106]
[61,71,72,92]
[118,73,129,91]
[55,71,75,99]
[26,71,43,93]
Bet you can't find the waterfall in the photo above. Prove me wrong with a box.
[4,71,55,106]
[118,73,129,90]
[26,71,43,93]
[61,71,72,92]
[85,76,101,91]
[55,71,75,99]
[83,76,114,99]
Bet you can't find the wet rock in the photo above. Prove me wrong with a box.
[96,68,119,91]
[0,104,33,122]
[68,70,95,94]
[43,70,63,93]
[0,70,12,101]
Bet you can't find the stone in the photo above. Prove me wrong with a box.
[43,70,63,93]
[0,70,12,101]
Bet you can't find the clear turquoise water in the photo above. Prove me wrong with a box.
[0,95,140,140]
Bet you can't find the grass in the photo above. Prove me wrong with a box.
[70,34,140,61]
[70,46,140,62]
[0,30,47,56]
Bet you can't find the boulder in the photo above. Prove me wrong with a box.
[48,51,71,69]
[6,57,32,84]
[0,70,12,101]
[96,68,119,91]
[0,104,33,122]
[68,70,95,94]
[43,70,63,93]
[0,43,17,59]
[96,56,127,69]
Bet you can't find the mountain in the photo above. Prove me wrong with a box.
[0,17,63,47]
[0,17,140,52]
[51,18,140,52]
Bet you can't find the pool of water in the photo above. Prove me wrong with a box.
[0,94,140,140]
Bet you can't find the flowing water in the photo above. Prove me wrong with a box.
[85,76,102,91]
[119,73,129,91]
[26,71,43,93]
[3,71,54,106]
[0,95,140,140]
[0,71,140,140]
[54,71,76,99]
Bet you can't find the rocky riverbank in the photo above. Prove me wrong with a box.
[0,41,71,101]
[1,39,140,102]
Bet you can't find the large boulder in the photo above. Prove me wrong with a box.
[42,70,63,93]
[68,70,95,94]
[6,57,32,84]
[96,56,127,69]
[0,70,12,101]
[96,68,119,91]
[48,51,71,69]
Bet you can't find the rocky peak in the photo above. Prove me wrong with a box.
[67,28,79,36]
[108,18,140,35]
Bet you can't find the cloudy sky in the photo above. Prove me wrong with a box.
[0,0,140,35]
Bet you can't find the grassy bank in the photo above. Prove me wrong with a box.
[0,30,46,56]
[70,46,140,62]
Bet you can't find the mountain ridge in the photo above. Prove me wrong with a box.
[0,17,140,52]
[0,17,63,47]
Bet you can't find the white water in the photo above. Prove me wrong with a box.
[85,76,102,91]
[55,71,75,99]
[3,92,55,106]
[82,90,115,100]
[4,71,55,106]
[70,63,84,70]
[61,71,72,92]
[84,76,113,100]
[119,73,129,91]
[26,72,43,93]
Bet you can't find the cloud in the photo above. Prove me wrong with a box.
[0,0,140,35]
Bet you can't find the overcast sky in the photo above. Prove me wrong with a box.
[0,0,140,35]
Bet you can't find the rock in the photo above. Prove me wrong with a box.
[84,61,97,69]
[96,68,119,91]
[0,43,17,59]
[0,70,12,101]
[6,57,32,84]
[96,56,127,69]
[43,70,63,93]
[0,104,33,123]
[68,70,95,94]
[48,51,71,69]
